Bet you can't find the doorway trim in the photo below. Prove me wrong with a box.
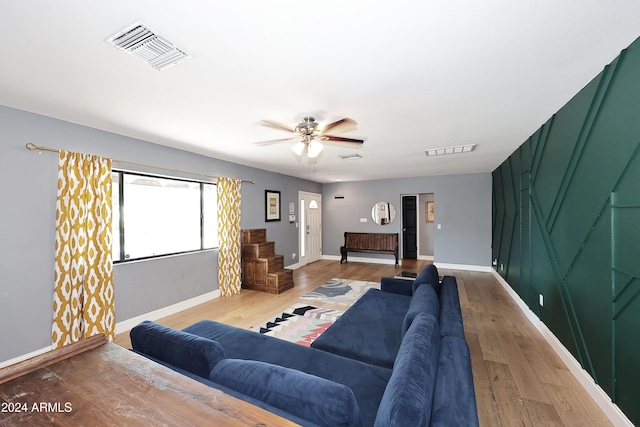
[298,191,323,267]
[401,193,436,261]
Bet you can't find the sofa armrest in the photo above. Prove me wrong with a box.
[380,277,414,296]
[430,336,479,426]
[130,320,225,379]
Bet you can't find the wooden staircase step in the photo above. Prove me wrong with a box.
[266,255,283,273]
[261,242,275,258]
[266,270,294,294]
[241,228,294,294]
[241,229,266,245]
[242,242,275,259]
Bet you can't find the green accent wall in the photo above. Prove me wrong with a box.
[492,36,640,424]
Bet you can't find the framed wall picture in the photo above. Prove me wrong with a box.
[265,190,281,222]
[426,200,435,222]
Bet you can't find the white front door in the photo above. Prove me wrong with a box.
[299,191,322,265]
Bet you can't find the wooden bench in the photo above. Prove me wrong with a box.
[340,232,399,266]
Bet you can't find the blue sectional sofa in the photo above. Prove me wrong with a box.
[130,264,478,427]
[311,263,465,368]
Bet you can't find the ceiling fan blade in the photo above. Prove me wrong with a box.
[320,135,364,145]
[261,120,296,133]
[254,137,299,146]
[320,118,357,135]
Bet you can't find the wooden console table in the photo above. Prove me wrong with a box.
[0,335,296,426]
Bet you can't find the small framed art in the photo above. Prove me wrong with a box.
[426,201,435,222]
[265,190,281,222]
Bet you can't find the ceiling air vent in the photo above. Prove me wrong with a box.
[425,144,476,156]
[339,153,363,160]
[106,22,191,71]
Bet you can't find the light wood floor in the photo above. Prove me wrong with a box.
[114,259,611,426]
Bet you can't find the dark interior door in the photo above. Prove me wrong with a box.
[402,195,417,259]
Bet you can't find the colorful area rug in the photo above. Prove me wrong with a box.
[253,303,343,347]
[300,278,380,306]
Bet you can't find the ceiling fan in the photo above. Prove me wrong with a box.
[256,116,364,158]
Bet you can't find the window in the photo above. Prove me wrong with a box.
[112,171,218,262]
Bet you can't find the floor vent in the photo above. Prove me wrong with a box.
[106,22,191,71]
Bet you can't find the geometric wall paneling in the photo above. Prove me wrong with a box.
[492,156,520,294]
[492,36,640,424]
[610,144,640,414]
[519,141,531,310]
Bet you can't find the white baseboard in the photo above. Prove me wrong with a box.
[0,345,53,369]
[322,254,401,266]
[321,255,492,272]
[417,255,435,261]
[434,262,493,272]
[115,289,220,335]
[491,270,633,427]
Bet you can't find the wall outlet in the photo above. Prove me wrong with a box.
[500,263,504,271]
[492,259,498,266]
[539,294,544,307]
[360,217,367,223]
[437,224,442,230]
[292,253,296,259]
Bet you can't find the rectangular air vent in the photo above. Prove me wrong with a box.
[338,153,363,160]
[106,22,191,71]
[425,144,476,156]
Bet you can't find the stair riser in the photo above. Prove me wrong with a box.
[241,229,267,245]
[268,256,283,272]
[259,243,275,258]
[242,243,275,259]
[266,270,294,294]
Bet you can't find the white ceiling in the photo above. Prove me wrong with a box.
[2,1,640,183]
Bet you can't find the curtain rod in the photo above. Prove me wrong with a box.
[25,143,255,184]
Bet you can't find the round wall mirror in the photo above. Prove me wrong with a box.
[371,202,396,225]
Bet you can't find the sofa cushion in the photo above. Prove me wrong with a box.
[374,313,441,427]
[412,264,440,296]
[430,336,479,426]
[438,276,465,338]
[134,351,323,427]
[211,359,362,427]
[401,281,440,336]
[311,288,411,368]
[183,319,392,427]
[380,277,414,296]
[130,320,225,379]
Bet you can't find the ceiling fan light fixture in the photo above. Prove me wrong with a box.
[291,141,306,156]
[307,140,323,158]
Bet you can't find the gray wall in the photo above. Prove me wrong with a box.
[323,173,492,267]
[0,105,320,363]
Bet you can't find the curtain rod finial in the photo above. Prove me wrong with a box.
[26,143,37,150]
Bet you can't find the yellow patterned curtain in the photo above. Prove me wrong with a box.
[52,150,115,348]
[217,177,242,296]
